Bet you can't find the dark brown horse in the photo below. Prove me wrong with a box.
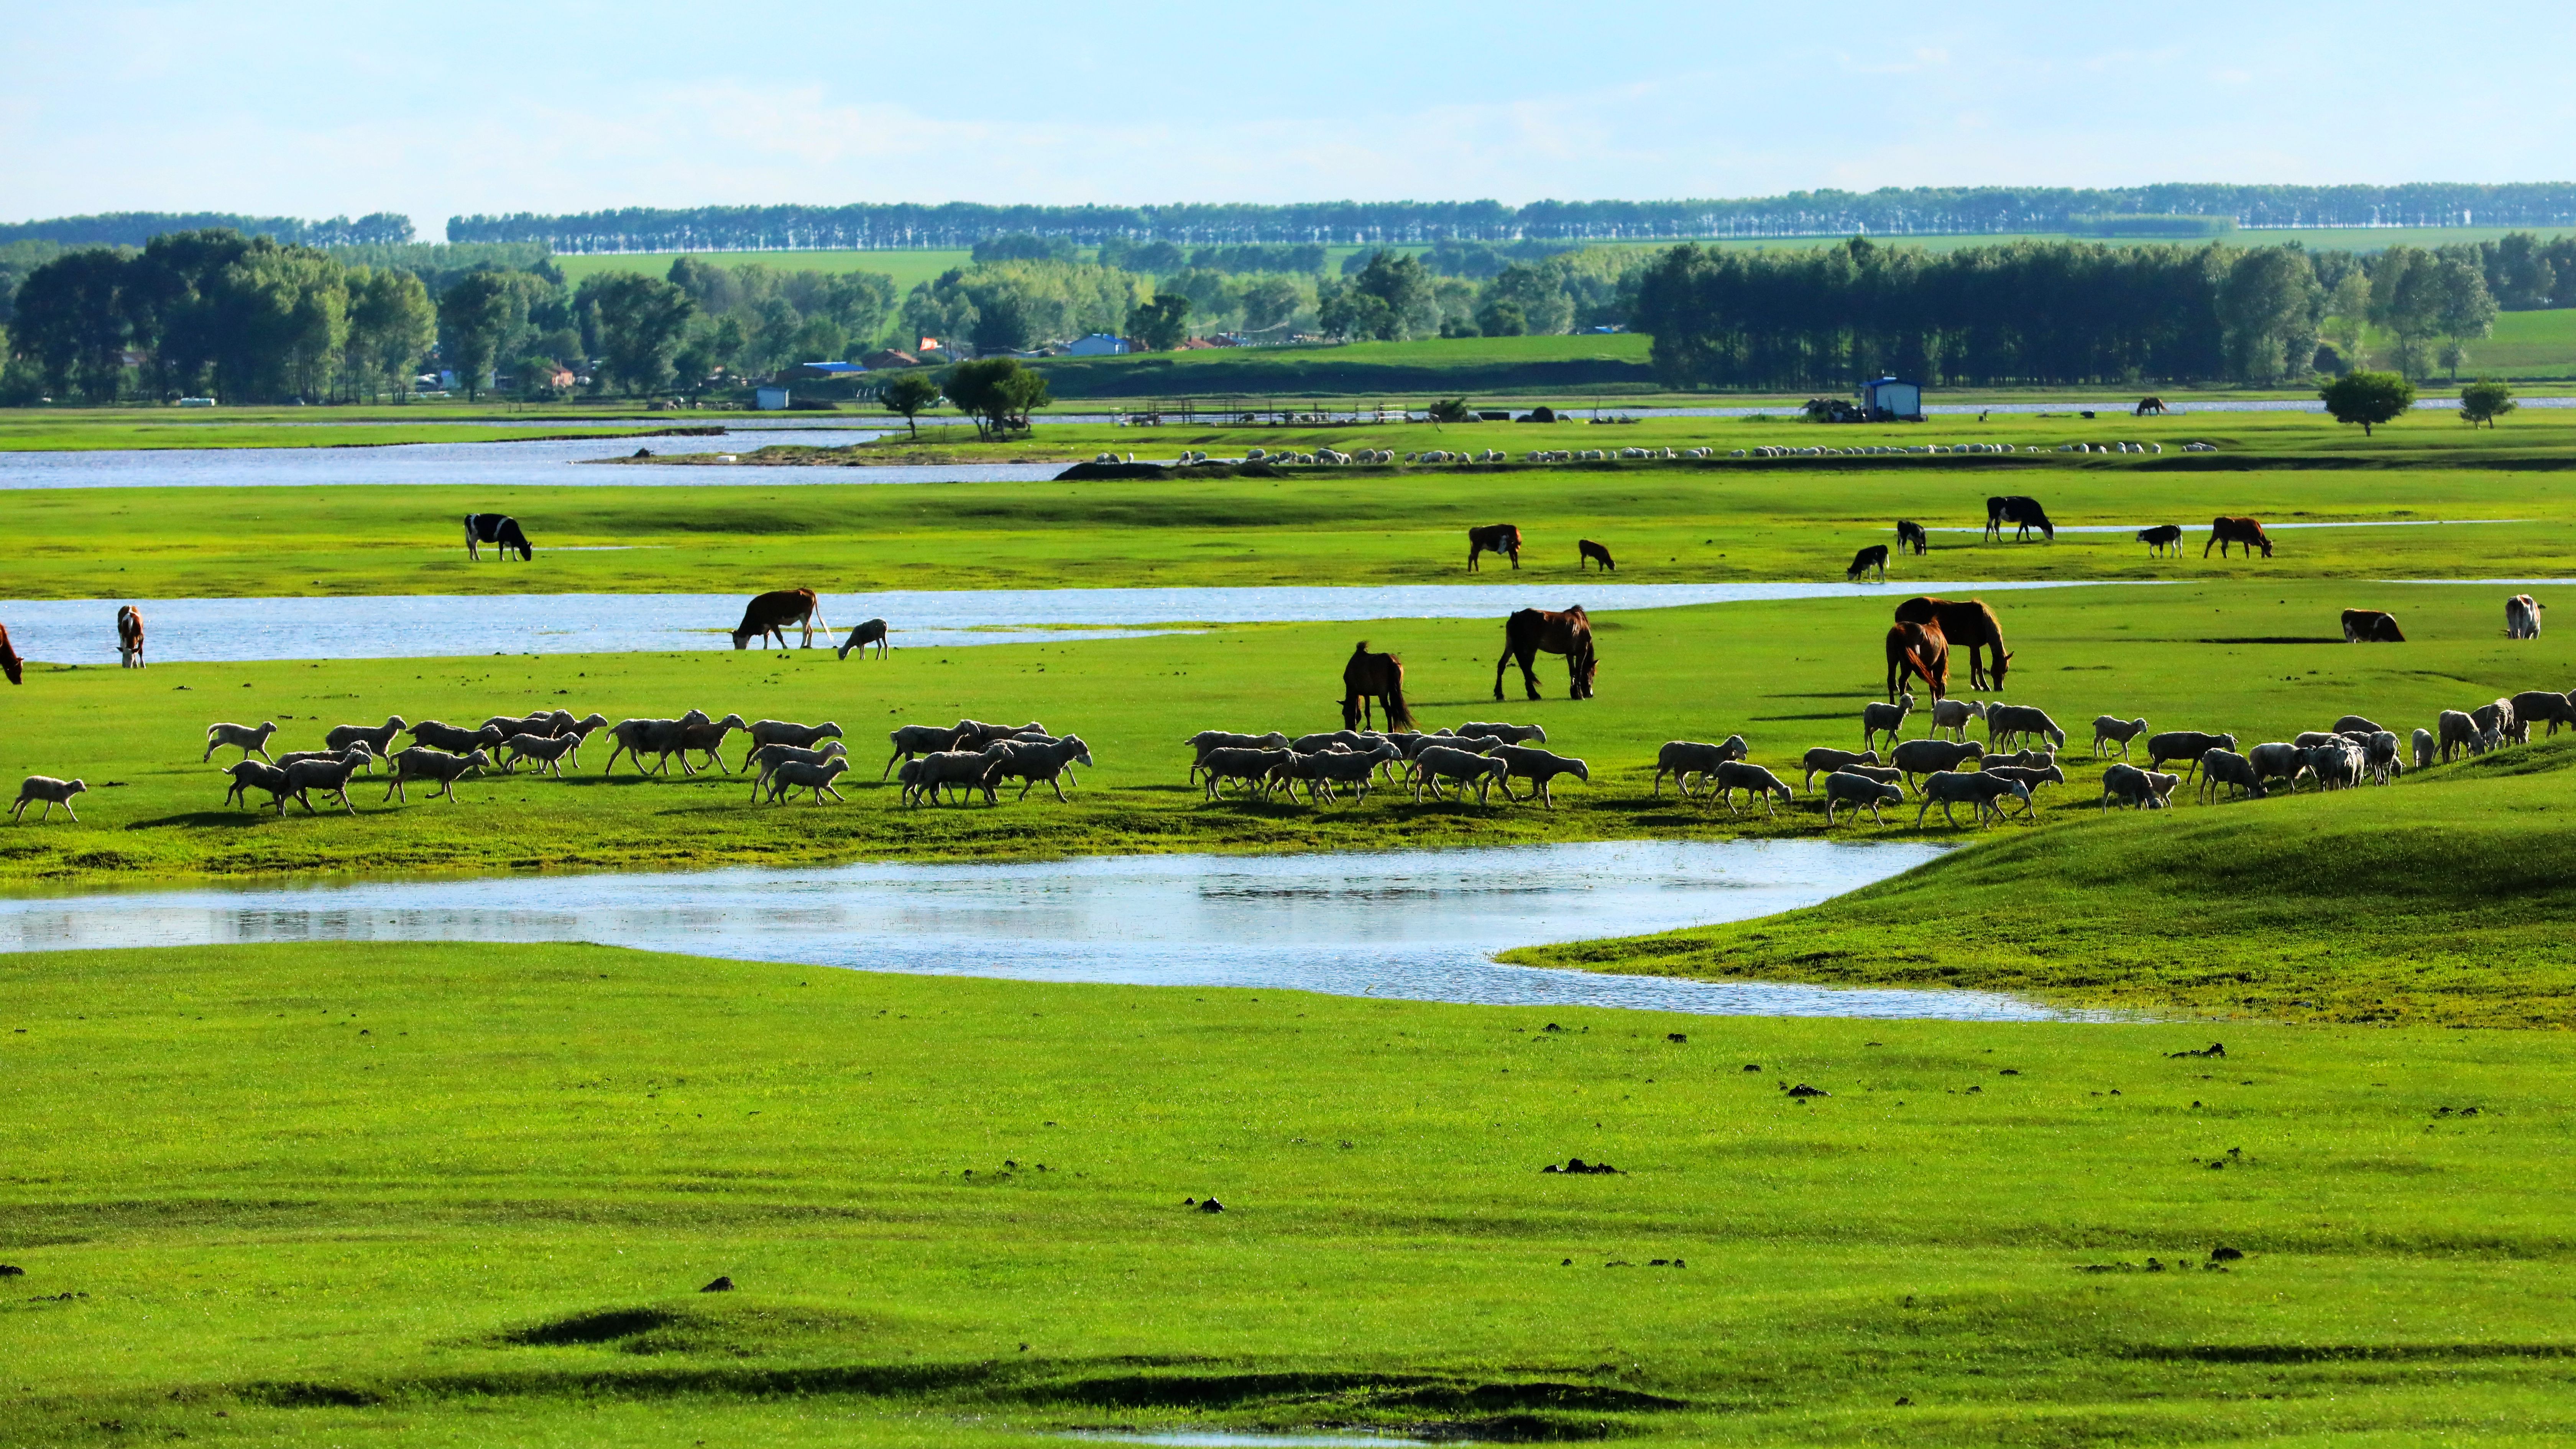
[1893,596,2010,690]
[732,588,830,649]
[2136,396,2171,416]
[0,623,18,685]
[1885,619,1949,702]
[1496,606,1596,702]
[1578,539,1615,572]
[1467,524,1522,572]
[1342,642,1417,731]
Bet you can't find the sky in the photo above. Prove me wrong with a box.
[6,1,2574,238]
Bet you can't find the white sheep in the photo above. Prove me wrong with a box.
[1800,746,1879,789]
[1914,770,2031,828]
[1862,691,1913,751]
[1929,698,1987,742]
[11,776,86,823]
[381,747,489,803]
[1410,746,1509,805]
[2090,715,2149,759]
[1708,761,1794,818]
[2412,727,2435,770]
[502,731,584,778]
[203,721,279,763]
[1652,737,1748,797]
[1490,745,1590,808]
[748,741,851,800]
[1821,771,1904,826]
[765,757,853,805]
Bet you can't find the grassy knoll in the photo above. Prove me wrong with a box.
[2,939,2571,1447]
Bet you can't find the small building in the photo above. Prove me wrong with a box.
[754,386,791,411]
[786,360,866,381]
[1858,376,1922,421]
[1063,333,1128,356]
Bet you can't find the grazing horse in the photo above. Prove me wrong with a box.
[0,623,19,685]
[2136,396,2171,416]
[1495,606,1597,702]
[731,588,831,649]
[1846,544,1889,582]
[1894,596,2011,691]
[2137,524,2184,557]
[2206,516,2274,559]
[116,605,145,669]
[2342,609,2406,642]
[1467,523,1523,572]
[1885,619,1950,703]
[1577,539,1616,572]
[836,618,890,660]
[1895,520,1928,555]
[1342,642,1417,731]
[465,514,534,561]
[1983,495,2055,542]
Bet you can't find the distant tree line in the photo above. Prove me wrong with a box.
[0,211,414,249]
[445,186,2576,252]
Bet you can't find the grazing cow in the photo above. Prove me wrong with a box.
[733,588,829,649]
[1578,539,1616,572]
[2146,730,2236,780]
[1846,544,1890,582]
[464,514,534,561]
[2342,609,2405,642]
[1822,771,1907,826]
[836,618,890,660]
[1893,597,2011,691]
[116,605,145,668]
[2507,594,2544,639]
[1884,620,1949,703]
[2137,525,2184,557]
[1895,520,1928,555]
[0,623,18,685]
[1983,496,2054,543]
[1344,641,1419,730]
[1495,607,1596,702]
[1466,523,1523,572]
[2092,715,2150,759]
[2206,517,2274,559]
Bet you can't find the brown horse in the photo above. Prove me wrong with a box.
[1342,642,1417,731]
[1496,606,1596,702]
[116,605,145,669]
[1578,539,1615,572]
[1467,524,1522,572]
[732,588,831,649]
[1893,596,2010,690]
[2136,396,2171,416]
[1885,619,1949,702]
[0,623,18,685]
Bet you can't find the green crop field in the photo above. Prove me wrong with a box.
[551,247,974,296]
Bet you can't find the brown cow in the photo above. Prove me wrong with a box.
[116,605,145,669]
[731,588,830,649]
[1885,619,1949,703]
[2206,517,2274,559]
[2341,609,2405,642]
[1894,597,2010,691]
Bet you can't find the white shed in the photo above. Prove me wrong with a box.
[1858,376,1922,421]
[755,386,791,411]
[1065,333,1129,356]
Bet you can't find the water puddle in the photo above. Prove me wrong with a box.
[0,580,2140,664]
[0,840,2100,1021]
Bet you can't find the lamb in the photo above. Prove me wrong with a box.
[1708,761,1795,818]
[1984,704,2066,751]
[1861,692,1913,751]
[1653,738,1748,797]
[381,747,489,803]
[2091,716,2150,759]
[984,734,1095,803]
[1821,771,1907,826]
[1278,742,1398,805]
[1411,745,1510,804]
[746,742,850,799]
[1201,747,1294,801]
[1800,746,1879,789]
[325,716,407,756]
[278,756,366,815]
[2247,742,2307,793]
[1490,745,1590,808]
[2100,763,2182,810]
[665,712,751,775]
[740,720,842,769]
[408,719,505,756]
[2412,728,2435,769]
[2506,690,2576,741]
[905,749,1002,806]
[501,731,584,779]
[2436,709,2484,763]
[2471,699,2516,751]
[10,776,85,823]
[1889,738,1984,790]
[764,757,853,805]
[202,721,279,762]
[2146,731,2236,779]
[2197,750,2266,802]
[1914,770,2032,828]
[1454,721,1547,744]
[603,711,710,775]
[220,760,292,810]
[1929,698,1987,742]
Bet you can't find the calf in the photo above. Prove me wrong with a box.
[1846,544,1889,582]
[1895,520,1928,555]
[2091,715,2149,759]
[2342,609,2405,643]
[465,513,534,560]
[2137,524,2183,557]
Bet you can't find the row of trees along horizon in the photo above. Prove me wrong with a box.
[5,227,2576,404]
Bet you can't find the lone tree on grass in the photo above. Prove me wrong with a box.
[1125,293,1191,351]
[942,356,1051,440]
[2459,378,2517,429]
[2320,370,2415,436]
[879,372,942,439]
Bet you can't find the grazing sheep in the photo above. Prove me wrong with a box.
[1800,746,1879,789]
[501,731,583,778]
[603,711,709,775]
[2436,709,2484,763]
[747,741,851,800]
[1986,747,2057,770]
[2100,764,2181,810]
[2506,594,2543,639]
[1822,771,1907,826]
[1201,746,1295,801]
[11,776,85,823]
[984,734,1094,803]
[1929,698,1987,742]
[1291,729,1371,754]
[950,718,1047,750]
[2292,731,2346,751]
[278,756,366,816]
[1490,745,1590,808]
[381,747,489,803]
[219,760,292,811]
[409,719,505,756]
[1889,738,1984,790]
[743,720,843,770]
[1455,721,1547,744]
[2413,727,2436,769]
[2363,731,2404,784]
[325,716,407,756]
[1654,738,1748,797]
[2471,699,2517,751]
[202,721,279,763]
[1411,746,1510,805]
[2197,750,2266,802]
[765,757,854,805]
[906,749,1002,806]
[2146,731,2237,779]
[1914,770,2032,828]
[2298,740,2365,791]
[1984,704,2067,752]
[1708,761,1795,818]
[1861,691,1913,751]
[2247,743,2308,793]
[2330,714,2384,737]
[2091,716,2150,759]
[665,712,751,775]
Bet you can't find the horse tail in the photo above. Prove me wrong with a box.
[1382,661,1416,732]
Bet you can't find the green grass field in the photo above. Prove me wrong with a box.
[550,247,973,296]
[3,940,2571,1447]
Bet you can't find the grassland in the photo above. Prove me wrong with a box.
[550,246,974,295]
[2,938,2571,1448]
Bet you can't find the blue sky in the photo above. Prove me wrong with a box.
[5,2,2571,237]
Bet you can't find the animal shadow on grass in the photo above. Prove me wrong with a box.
[1752,711,1858,722]
[2195,636,2346,646]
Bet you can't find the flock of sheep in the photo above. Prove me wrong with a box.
[1188,722,1588,807]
